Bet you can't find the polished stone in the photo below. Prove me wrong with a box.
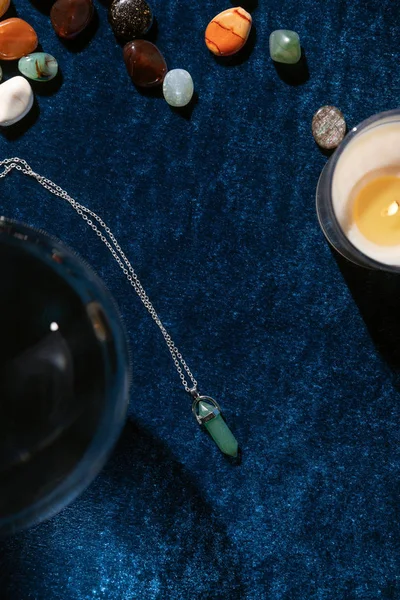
[205,7,252,56]
[163,69,193,108]
[0,76,33,127]
[18,53,58,82]
[199,401,238,457]
[123,40,167,88]
[109,0,152,42]
[51,0,94,40]
[0,18,38,61]
[312,105,346,149]
[269,29,301,64]
[0,0,10,18]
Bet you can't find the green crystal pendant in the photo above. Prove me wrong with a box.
[192,393,238,457]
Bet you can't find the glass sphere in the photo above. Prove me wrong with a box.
[0,219,130,535]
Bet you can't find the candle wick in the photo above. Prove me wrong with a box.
[382,200,400,217]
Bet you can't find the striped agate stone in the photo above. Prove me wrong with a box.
[205,7,252,56]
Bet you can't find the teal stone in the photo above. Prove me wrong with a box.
[199,401,238,457]
[18,53,58,82]
[269,29,301,64]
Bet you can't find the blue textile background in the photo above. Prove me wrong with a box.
[1,0,400,597]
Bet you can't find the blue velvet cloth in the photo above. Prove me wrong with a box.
[1,0,400,597]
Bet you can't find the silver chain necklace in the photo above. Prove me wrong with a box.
[0,157,239,458]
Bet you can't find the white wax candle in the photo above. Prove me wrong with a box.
[332,122,400,266]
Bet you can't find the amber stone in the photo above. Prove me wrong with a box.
[0,18,38,61]
[109,0,152,42]
[51,0,94,40]
[123,40,167,88]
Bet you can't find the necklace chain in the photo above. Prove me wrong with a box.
[0,157,198,393]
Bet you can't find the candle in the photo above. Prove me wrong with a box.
[317,110,400,270]
[353,174,400,246]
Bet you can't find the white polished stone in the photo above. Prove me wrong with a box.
[163,69,193,108]
[0,76,33,126]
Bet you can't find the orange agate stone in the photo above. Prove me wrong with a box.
[0,18,38,60]
[0,0,10,19]
[205,7,252,56]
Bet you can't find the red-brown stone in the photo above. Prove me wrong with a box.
[123,40,167,88]
[50,0,94,40]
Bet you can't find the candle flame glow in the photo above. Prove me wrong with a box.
[381,201,399,217]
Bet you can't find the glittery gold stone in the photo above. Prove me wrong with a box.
[108,0,153,42]
[312,105,346,150]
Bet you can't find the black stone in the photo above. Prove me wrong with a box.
[109,0,153,42]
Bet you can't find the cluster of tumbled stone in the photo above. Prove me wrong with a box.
[0,0,304,126]
[0,3,59,126]
[204,6,302,65]
[121,3,303,105]
[109,0,194,107]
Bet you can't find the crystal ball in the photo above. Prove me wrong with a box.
[0,219,130,535]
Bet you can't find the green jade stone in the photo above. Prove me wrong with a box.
[18,53,58,82]
[199,401,238,457]
[269,29,301,64]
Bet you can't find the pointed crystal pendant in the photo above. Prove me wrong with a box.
[194,397,238,457]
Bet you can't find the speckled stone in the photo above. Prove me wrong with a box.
[109,0,152,42]
[312,105,346,150]
[123,40,167,87]
[162,69,194,108]
[18,53,58,82]
[0,18,38,60]
[50,0,94,40]
[269,29,301,64]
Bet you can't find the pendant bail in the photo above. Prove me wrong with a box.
[189,386,200,400]
[192,395,221,425]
